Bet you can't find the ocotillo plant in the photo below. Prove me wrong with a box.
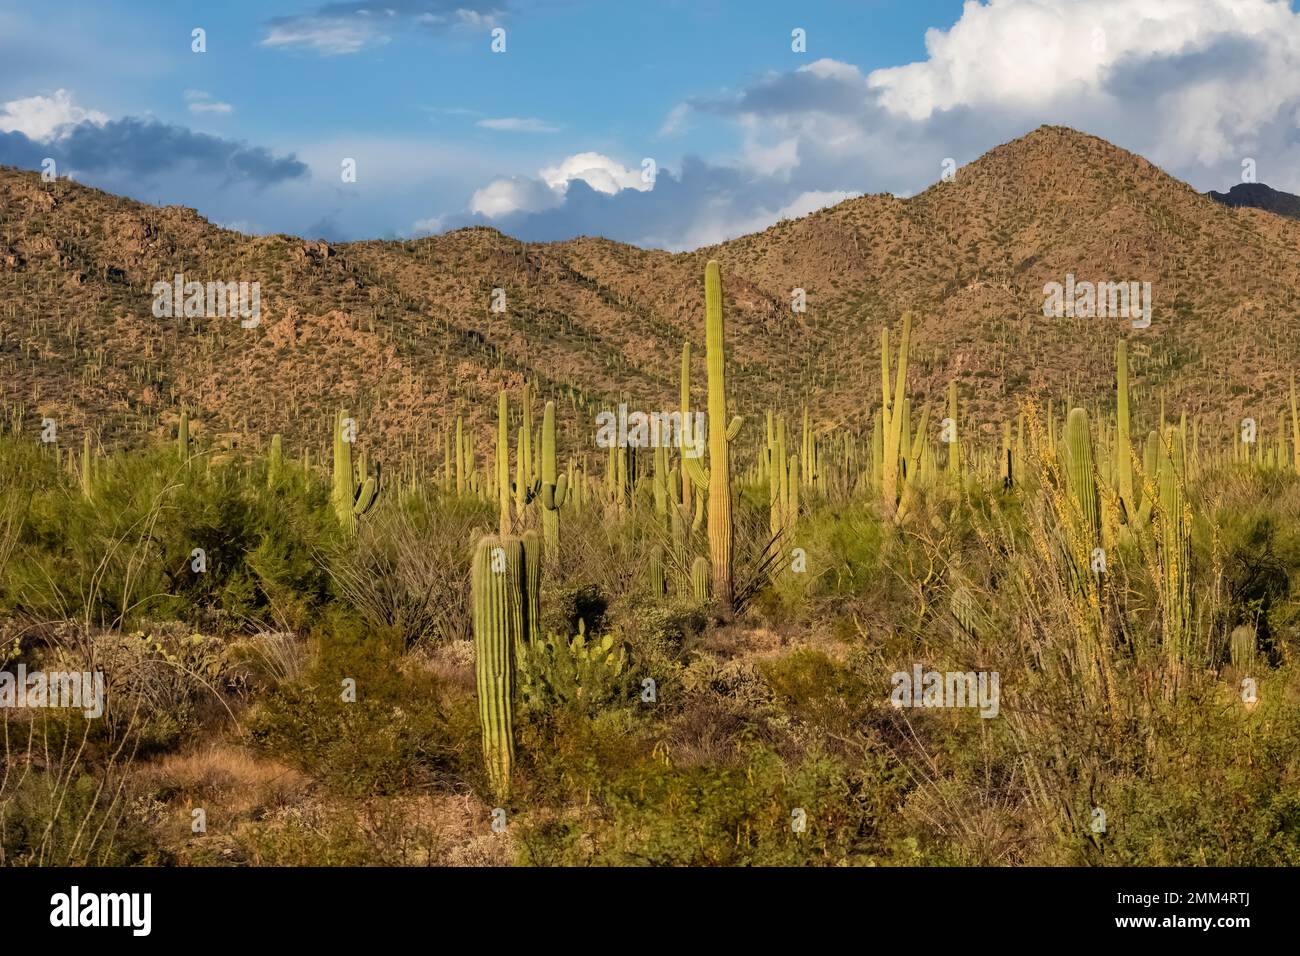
[471,534,522,802]
[332,409,379,535]
[682,260,743,613]
[540,401,568,560]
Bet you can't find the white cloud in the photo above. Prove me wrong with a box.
[476,117,560,133]
[658,103,690,137]
[539,152,651,195]
[408,216,443,235]
[185,90,233,115]
[469,175,561,218]
[0,89,106,141]
[261,17,385,55]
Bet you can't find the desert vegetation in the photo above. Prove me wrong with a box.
[1,256,1297,867]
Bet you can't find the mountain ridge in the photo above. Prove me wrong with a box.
[2,124,1298,465]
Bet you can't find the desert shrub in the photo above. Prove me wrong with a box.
[246,616,465,797]
[327,490,490,649]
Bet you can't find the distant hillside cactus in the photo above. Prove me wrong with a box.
[682,260,743,614]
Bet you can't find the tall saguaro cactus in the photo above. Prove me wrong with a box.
[540,400,568,560]
[1115,339,1136,519]
[682,260,743,614]
[879,312,912,519]
[332,409,379,535]
[496,390,511,537]
[177,411,190,461]
[471,535,521,802]
[1158,426,1192,675]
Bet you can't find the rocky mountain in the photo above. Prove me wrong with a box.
[1208,182,1300,221]
[3,125,1298,465]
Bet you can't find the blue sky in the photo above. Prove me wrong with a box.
[4,0,1300,248]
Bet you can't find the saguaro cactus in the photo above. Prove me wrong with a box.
[691,555,711,603]
[1064,408,1101,550]
[540,401,568,560]
[1115,339,1136,519]
[471,535,522,802]
[177,411,190,461]
[879,313,912,518]
[267,433,284,487]
[1158,426,1192,673]
[332,409,379,535]
[682,261,743,613]
[496,390,511,537]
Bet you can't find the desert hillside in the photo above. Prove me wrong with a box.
[3,125,1298,463]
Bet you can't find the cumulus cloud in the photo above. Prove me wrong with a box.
[469,175,561,217]
[0,90,306,187]
[446,0,1300,249]
[0,89,106,141]
[262,1,505,54]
